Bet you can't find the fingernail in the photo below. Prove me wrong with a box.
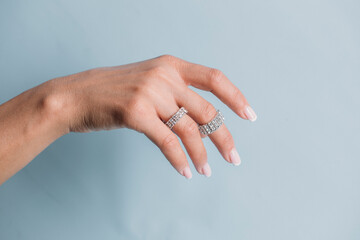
[181,166,192,179]
[200,163,212,177]
[229,148,241,166]
[244,106,257,122]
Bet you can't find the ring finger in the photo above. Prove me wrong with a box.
[158,103,211,177]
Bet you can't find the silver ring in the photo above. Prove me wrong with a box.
[198,110,224,135]
[165,107,188,129]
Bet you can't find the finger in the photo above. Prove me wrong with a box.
[177,60,257,122]
[172,115,211,177]
[208,125,241,166]
[160,106,211,177]
[142,117,193,179]
[177,89,241,166]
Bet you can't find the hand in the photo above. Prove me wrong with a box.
[44,55,257,178]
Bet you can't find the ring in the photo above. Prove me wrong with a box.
[198,110,224,135]
[165,107,188,129]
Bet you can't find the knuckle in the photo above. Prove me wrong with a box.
[158,54,178,65]
[208,68,224,86]
[232,88,241,100]
[182,120,199,136]
[201,102,217,121]
[161,133,179,150]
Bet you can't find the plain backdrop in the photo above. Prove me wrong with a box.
[1,0,359,239]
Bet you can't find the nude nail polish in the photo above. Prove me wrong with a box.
[244,106,257,122]
[201,163,212,177]
[181,166,192,179]
[229,148,241,166]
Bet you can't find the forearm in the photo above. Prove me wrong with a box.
[0,81,69,185]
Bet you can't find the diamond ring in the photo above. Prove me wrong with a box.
[165,107,188,129]
[198,110,224,135]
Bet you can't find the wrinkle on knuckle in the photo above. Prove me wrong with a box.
[232,88,241,100]
[208,68,224,87]
[232,88,246,110]
[231,89,242,109]
[182,120,199,136]
[161,133,179,150]
[201,102,217,121]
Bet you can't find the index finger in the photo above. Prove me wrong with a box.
[177,60,257,122]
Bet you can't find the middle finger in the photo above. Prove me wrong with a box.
[176,89,241,166]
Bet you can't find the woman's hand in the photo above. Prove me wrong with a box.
[0,55,257,183]
[46,55,257,178]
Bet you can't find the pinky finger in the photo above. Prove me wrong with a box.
[142,118,192,179]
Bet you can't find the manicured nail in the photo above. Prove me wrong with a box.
[200,163,212,177]
[181,166,192,179]
[244,106,257,122]
[229,148,241,166]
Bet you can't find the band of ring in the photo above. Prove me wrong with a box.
[198,110,225,135]
[165,107,188,129]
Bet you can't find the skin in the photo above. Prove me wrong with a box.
[0,55,257,185]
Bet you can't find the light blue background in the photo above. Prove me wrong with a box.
[1,0,360,239]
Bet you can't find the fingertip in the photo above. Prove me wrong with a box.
[229,147,241,166]
[243,106,257,122]
[181,166,193,179]
[201,162,212,177]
